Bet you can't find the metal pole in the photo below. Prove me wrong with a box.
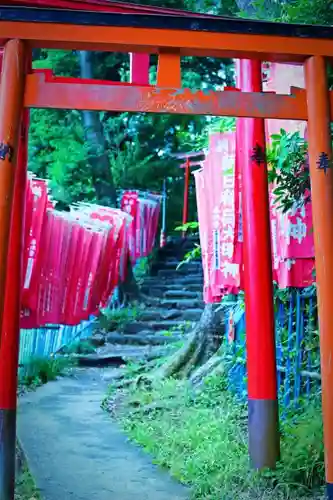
[304,55,333,500]
[160,178,167,247]
[182,157,190,238]
[238,59,280,469]
[0,39,27,500]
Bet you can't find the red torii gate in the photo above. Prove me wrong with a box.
[0,2,332,499]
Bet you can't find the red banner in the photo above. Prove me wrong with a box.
[20,179,161,327]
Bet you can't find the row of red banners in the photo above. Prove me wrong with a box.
[194,62,314,303]
[121,191,161,262]
[21,177,161,327]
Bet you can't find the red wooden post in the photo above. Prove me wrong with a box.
[238,59,280,469]
[304,55,333,500]
[182,157,190,238]
[160,178,167,247]
[129,53,150,85]
[0,39,27,500]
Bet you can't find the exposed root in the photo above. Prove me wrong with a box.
[189,354,224,387]
[108,303,228,398]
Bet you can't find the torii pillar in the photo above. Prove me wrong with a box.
[0,39,28,500]
[305,55,333,500]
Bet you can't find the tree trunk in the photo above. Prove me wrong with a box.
[79,51,141,303]
[79,51,117,206]
[118,253,141,304]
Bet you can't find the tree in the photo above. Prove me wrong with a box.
[79,50,117,206]
[112,0,333,388]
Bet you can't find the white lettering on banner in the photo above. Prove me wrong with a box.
[212,206,219,230]
[222,159,234,173]
[213,230,220,270]
[271,219,279,269]
[286,259,296,270]
[222,242,233,259]
[31,184,42,198]
[289,201,306,218]
[23,239,38,290]
[238,192,243,242]
[223,176,235,189]
[286,217,307,244]
[222,213,235,227]
[83,272,93,310]
[223,224,234,240]
[221,189,234,206]
[222,262,238,278]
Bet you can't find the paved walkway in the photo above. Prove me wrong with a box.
[17,369,189,500]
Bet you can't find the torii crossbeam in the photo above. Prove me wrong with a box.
[0,2,332,499]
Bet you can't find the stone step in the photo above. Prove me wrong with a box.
[141,283,196,296]
[141,283,203,297]
[180,308,204,321]
[183,284,203,292]
[139,308,183,321]
[162,276,203,285]
[160,298,204,309]
[143,275,203,288]
[149,319,190,331]
[158,268,203,278]
[106,332,183,346]
[77,344,169,367]
[164,289,201,299]
[156,260,203,271]
[123,319,187,334]
[140,286,165,297]
[140,307,202,322]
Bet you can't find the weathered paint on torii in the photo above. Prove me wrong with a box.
[0,2,332,500]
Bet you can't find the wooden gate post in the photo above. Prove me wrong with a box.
[182,157,190,238]
[238,59,280,469]
[305,55,333,500]
[0,39,27,500]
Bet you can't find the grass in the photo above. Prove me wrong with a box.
[19,355,76,389]
[98,305,140,331]
[15,467,40,500]
[62,339,97,355]
[110,374,325,500]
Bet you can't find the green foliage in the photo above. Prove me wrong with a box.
[62,340,96,355]
[19,356,75,388]
[177,244,202,270]
[15,466,41,500]
[278,400,324,491]
[98,306,140,332]
[114,375,324,499]
[175,221,199,233]
[29,0,237,223]
[267,129,310,212]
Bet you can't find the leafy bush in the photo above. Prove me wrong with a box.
[267,130,310,213]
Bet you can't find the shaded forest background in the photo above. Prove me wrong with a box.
[29,0,333,232]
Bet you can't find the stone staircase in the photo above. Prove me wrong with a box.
[83,237,204,367]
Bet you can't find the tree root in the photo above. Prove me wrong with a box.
[109,303,228,393]
[189,354,224,387]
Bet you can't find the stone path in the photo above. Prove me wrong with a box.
[18,369,189,500]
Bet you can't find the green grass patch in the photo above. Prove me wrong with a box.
[98,306,140,332]
[19,355,76,388]
[112,375,325,500]
[62,339,96,355]
[15,466,40,500]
